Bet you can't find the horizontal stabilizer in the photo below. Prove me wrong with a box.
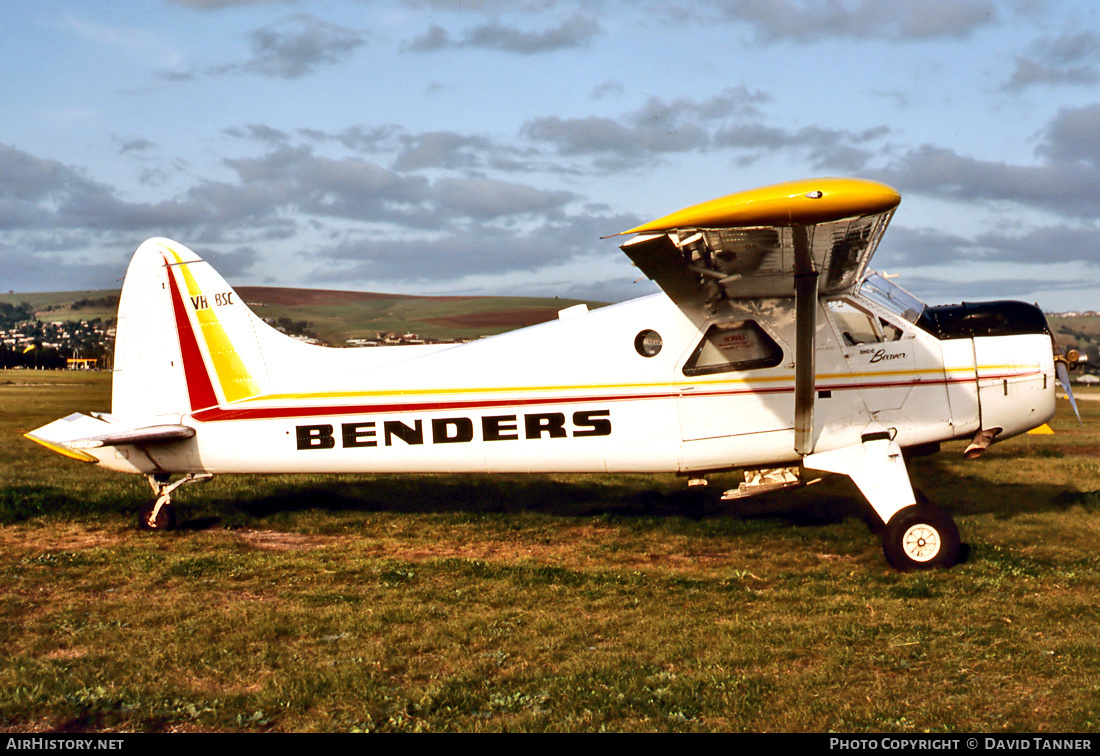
[24,413,195,464]
[67,424,196,449]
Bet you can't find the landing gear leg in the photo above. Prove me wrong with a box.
[803,431,961,571]
[140,473,213,531]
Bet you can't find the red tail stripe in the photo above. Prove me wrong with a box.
[163,255,220,412]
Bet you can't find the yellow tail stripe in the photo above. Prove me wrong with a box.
[166,247,260,404]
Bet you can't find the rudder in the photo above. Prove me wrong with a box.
[112,238,270,420]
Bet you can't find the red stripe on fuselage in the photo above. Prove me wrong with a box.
[163,254,220,412]
[188,370,1035,423]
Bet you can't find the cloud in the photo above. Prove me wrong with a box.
[391,132,494,171]
[306,209,632,287]
[163,15,367,81]
[879,223,1100,269]
[521,88,771,168]
[1005,58,1098,90]
[0,244,126,292]
[888,272,1100,306]
[222,144,577,228]
[0,144,145,230]
[116,138,158,155]
[692,0,999,43]
[874,226,973,268]
[433,177,574,219]
[524,114,708,160]
[234,15,367,78]
[168,0,303,10]
[404,13,600,54]
[1037,103,1100,168]
[873,144,1100,219]
[522,90,891,173]
[715,123,890,170]
[1005,31,1100,90]
[196,245,260,277]
[225,124,293,146]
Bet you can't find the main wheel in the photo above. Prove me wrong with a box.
[138,499,177,531]
[882,504,959,571]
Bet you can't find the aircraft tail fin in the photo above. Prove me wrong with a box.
[112,238,274,420]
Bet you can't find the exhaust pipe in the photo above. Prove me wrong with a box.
[964,427,1001,460]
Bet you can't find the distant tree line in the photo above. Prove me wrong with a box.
[34,295,120,313]
[0,302,35,329]
[70,295,119,311]
[271,317,320,341]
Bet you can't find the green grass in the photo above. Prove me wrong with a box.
[2,370,1100,732]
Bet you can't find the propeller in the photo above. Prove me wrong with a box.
[1054,347,1082,425]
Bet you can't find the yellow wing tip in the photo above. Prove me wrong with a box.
[23,433,99,463]
[619,177,900,236]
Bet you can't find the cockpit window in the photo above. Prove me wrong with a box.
[683,321,783,376]
[860,273,926,324]
[827,299,905,346]
[828,300,880,345]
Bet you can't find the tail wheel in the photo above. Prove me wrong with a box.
[138,499,177,531]
[882,504,960,571]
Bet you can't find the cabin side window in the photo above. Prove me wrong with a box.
[682,321,783,376]
[826,299,905,346]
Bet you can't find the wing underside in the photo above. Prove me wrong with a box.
[621,210,895,315]
[617,177,901,456]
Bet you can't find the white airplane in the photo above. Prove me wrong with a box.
[25,177,1078,571]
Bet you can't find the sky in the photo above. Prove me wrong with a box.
[2,0,1100,311]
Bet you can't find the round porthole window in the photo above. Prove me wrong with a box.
[634,329,662,357]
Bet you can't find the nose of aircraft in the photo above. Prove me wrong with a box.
[917,299,1066,451]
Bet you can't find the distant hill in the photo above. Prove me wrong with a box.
[3,287,1095,371]
[0,286,608,345]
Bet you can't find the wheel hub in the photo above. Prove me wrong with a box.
[901,524,941,562]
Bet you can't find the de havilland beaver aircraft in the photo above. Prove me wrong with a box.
[25,177,1079,571]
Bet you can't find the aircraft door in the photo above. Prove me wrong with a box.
[825,299,916,412]
[940,337,980,435]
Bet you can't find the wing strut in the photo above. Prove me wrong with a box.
[793,225,817,456]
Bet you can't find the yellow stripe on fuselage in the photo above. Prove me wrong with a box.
[229,365,1017,406]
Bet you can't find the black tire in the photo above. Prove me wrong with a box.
[882,504,960,571]
[138,500,177,531]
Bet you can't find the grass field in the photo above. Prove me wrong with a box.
[2,370,1099,732]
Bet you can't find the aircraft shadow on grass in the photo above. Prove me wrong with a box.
[190,456,1085,533]
[2,443,1089,540]
[1,459,1088,528]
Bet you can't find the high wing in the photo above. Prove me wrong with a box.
[616,177,901,456]
[616,177,900,317]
